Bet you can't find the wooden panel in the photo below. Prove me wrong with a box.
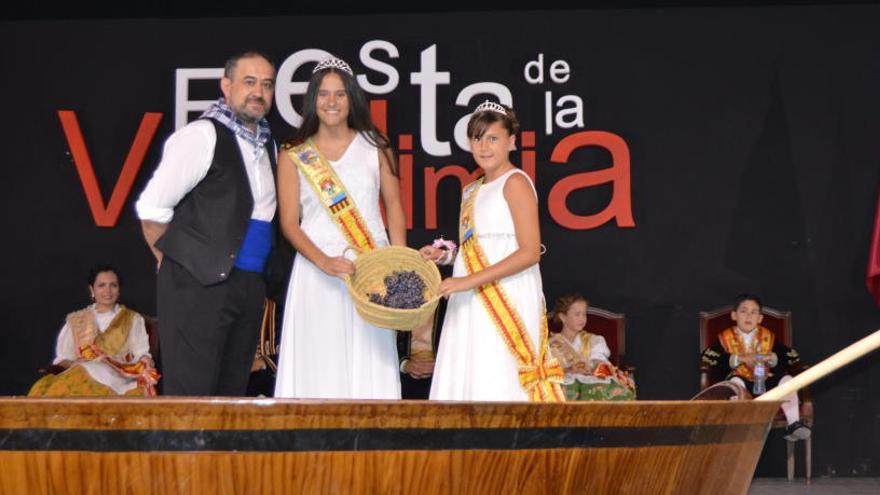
[0,398,780,495]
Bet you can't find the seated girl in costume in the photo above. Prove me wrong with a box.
[29,264,159,397]
[548,294,635,401]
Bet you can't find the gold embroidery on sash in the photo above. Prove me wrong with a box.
[285,138,377,252]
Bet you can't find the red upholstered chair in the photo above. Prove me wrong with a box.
[699,305,813,481]
[549,305,632,374]
[586,306,629,371]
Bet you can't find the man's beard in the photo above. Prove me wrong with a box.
[237,96,268,124]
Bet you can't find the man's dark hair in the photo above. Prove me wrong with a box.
[224,51,275,78]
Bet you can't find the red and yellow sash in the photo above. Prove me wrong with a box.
[285,138,376,252]
[67,306,159,396]
[459,178,564,402]
[718,326,775,381]
[548,330,593,369]
[548,331,636,391]
[68,306,134,360]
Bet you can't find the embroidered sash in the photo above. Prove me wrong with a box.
[68,306,134,359]
[548,331,593,369]
[67,306,159,396]
[718,326,775,381]
[458,178,564,402]
[548,331,635,390]
[285,138,377,252]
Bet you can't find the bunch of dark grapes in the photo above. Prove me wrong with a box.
[367,270,427,309]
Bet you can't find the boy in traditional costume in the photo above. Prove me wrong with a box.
[701,294,811,440]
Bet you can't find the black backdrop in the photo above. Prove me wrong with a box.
[1,5,879,476]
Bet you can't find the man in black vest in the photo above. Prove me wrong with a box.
[136,52,277,396]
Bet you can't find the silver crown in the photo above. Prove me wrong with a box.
[474,100,508,116]
[312,57,354,76]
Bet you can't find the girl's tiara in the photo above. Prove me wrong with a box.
[474,100,508,116]
[313,57,354,76]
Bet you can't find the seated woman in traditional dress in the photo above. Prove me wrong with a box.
[28,264,159,397]
[548,294,635,401]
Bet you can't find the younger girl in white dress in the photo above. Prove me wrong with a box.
[421,101,564,402]
[274,57,405,399]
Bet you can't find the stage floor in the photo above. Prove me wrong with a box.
[749,477,880,494]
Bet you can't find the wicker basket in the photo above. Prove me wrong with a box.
[344,246,442,331]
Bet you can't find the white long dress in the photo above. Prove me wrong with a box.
[274,133,401,399]
[430,168,545,401]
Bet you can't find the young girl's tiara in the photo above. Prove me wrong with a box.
[313,57,354,76]
[474,100,508,116]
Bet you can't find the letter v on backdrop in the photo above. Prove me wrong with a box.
[58,111,163,227]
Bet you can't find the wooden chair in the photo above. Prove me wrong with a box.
[699,305,813,481]
[549,305,633,374]
[255,298,279,372]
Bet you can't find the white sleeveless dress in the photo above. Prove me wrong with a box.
[274,133,401,399]
[430,168,545,401]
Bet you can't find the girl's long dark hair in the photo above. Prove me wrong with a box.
[289,68,397,175]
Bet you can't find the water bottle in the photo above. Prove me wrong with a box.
[752,356,767,395]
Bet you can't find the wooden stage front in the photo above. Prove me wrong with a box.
[0,398,780,494]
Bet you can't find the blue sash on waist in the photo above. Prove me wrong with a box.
[234,219,272,273]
